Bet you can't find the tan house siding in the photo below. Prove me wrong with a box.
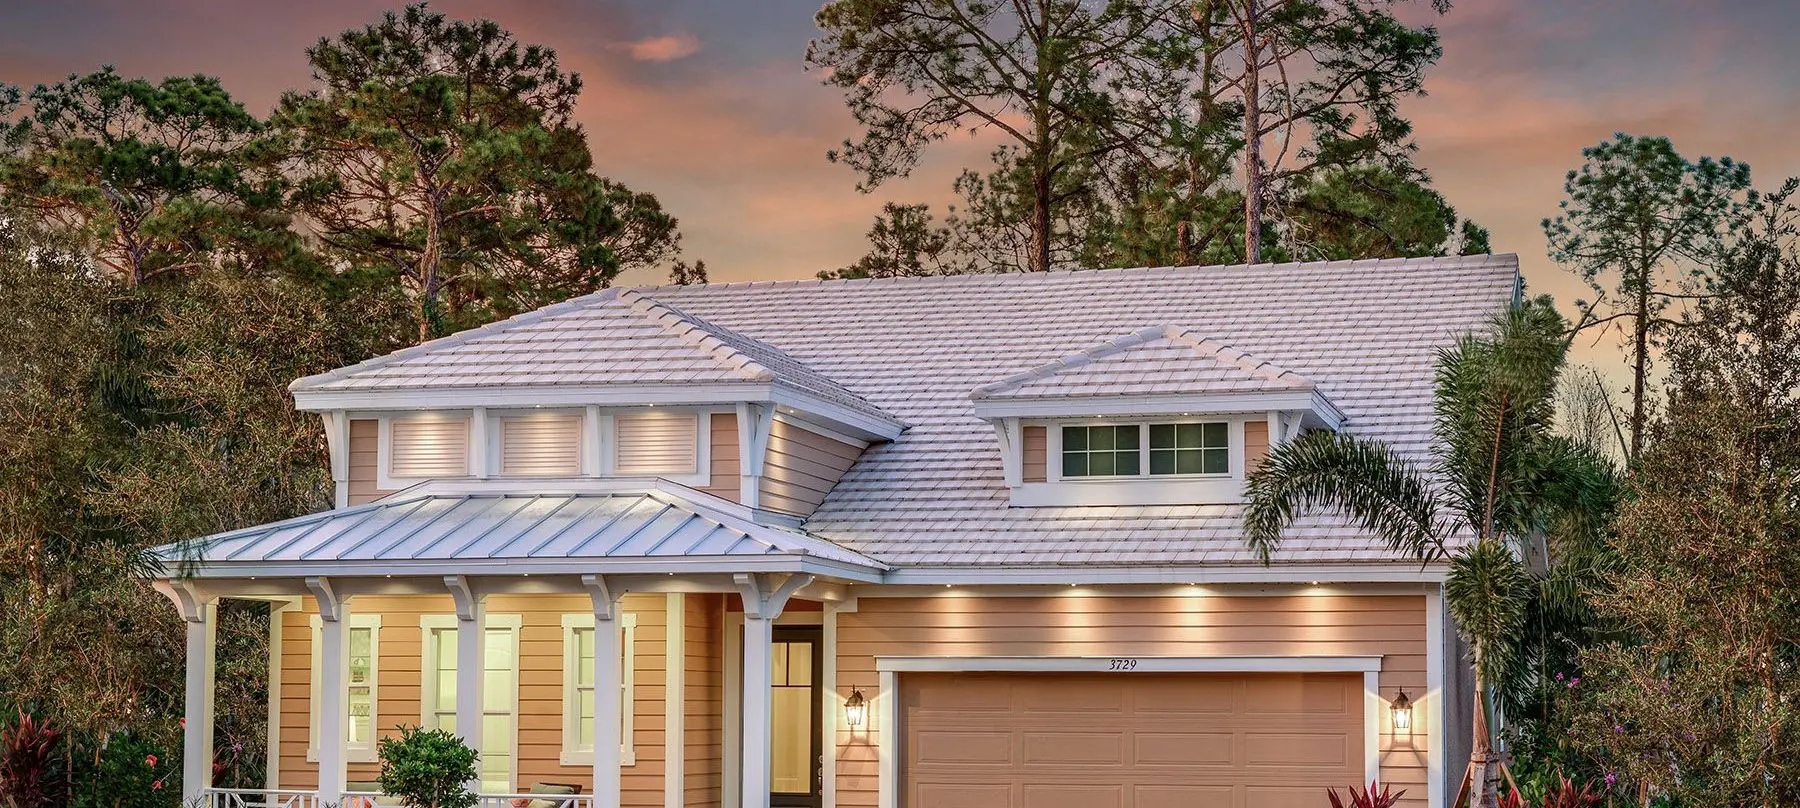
[685,594,725,806]
[346,419,392,506]
[1021,426,1047,483]
[834,593,1431,808]
[759,420,863,517]
[1245,420,1271,475]
[700,413,741,503]
[280,594,670,805]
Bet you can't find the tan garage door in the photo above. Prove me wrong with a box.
[903,671,1364,808]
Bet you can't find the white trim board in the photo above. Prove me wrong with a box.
[874,655,1382,674]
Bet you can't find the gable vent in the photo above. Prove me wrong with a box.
[389,416,470,478]
[500,413,582,476]
[615,412,699,475]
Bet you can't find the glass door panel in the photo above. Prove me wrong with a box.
[769,627,821,808]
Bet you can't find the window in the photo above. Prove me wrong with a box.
[560,613,638,766]
[309,615,381,763]
[1150,422,1228,475]
[1061,425,1140,477]
[420,615,521,795]
[1060,422,1230,479]
[614,411,699,475]
[498,412,582,476]
[388,414,471,479]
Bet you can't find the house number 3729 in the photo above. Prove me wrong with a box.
[1108,658,1139,670]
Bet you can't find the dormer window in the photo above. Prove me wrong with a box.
[973,325,1344,507]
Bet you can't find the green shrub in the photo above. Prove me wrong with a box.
[68,731,179,808]
[376,726,476,808]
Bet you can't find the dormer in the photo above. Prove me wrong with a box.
[290,289,904,519]
[972,325,1344,506]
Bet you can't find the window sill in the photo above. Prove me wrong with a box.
[1010,477,1245,507]
[305,748,378,764]
[559,749,637,767]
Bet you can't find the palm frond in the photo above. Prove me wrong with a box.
[1447,538,1534,688]
[1244,430,1446,565]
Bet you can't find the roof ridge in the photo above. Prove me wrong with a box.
[289,287,624,392]
[641,252,1520,295]
[615,289,774,382]
[971,325,1314,399]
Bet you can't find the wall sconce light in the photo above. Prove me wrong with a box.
[1391,687,1413,733]
[844,687,867,729]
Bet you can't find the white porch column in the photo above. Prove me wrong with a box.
[446,576,487,792]
[154,581,217,805]
[307,577,350,804]
[734,574,813,808]
[584,575,624,808]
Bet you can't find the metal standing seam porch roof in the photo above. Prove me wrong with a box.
[152,484,890,581]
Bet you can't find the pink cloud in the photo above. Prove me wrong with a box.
[621,33,701,62]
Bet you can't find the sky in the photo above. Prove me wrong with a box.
[4,0,1799,375]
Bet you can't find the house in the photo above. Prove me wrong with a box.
[152,253,1516,808]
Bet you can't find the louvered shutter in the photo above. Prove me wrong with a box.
[500,413,582,476]
[389,416,470,478]
[614,412,699,475]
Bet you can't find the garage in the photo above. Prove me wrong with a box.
[902,671,1366,808]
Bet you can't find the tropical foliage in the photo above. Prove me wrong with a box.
[377,726,478,808]
[1245,297,1619,807]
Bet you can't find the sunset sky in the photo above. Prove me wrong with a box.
[4,0,1798,375]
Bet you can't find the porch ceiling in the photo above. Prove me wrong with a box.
[151,485,889,581]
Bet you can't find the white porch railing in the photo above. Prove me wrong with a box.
[476,794,594,808]
[201,789,320,808]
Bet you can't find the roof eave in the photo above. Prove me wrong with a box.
[969,390,1338,423]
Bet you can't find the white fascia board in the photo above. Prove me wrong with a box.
[970,391,1327,420]
[293,382,775,413]
[163,554,889,583]
[875,655,1383,674]
[877,563,1448,586]
[767,387,905,442]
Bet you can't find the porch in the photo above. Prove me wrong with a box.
[151,486,886,808]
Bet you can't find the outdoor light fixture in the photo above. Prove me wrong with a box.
[844,687,867,728]
[1391,688,1413,733]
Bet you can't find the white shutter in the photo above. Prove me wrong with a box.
[389,415,470,478]
[500,413,582,476]
[614,412,699,475]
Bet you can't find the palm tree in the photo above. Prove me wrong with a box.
[1244,296,1617,808]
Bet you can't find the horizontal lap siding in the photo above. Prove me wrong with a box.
[686,594,725,807]
[1245,420,1271,474]
[1022,426,1047,483]
[347,419,393,506]
[281,593,669,806]
[760,420,863,517]
[700,413,741,503]
[834,594,1430,808]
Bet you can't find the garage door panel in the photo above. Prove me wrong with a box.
[1245,732,1355,768]
[1243,676,1354,715]
[912,782,1015,808]
[904,672,1363,808]
[913,730,1014,764]
[1135,785,1236,808]
[1023,731,1125,765]
[1024,783,1123,808]
[1132,732,1235,766]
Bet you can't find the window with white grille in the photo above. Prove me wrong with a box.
[499,413,581,476]
[614,412,698,475]
[388,415,470,478]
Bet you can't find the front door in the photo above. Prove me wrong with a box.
[770,626,823,808]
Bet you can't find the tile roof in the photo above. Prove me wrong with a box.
[292,253,1519,569]
[971,324,1317,400]
[154,486,888,577]
[289,288,895,427]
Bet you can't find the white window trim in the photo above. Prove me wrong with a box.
[377,412,473,490]
[488,408,586,478]
[1009,417,1248,506]
[418,613,522,793]
[560,613,639,766]
[870,655,1385,808]
[608,407,715,487]
[307,614,381,764]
